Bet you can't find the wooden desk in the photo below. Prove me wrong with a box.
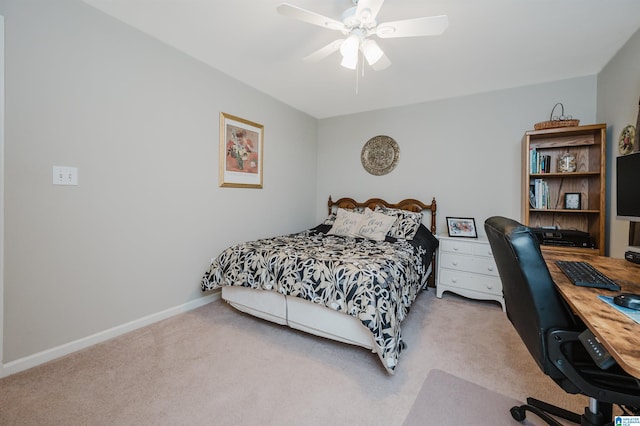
[543,251,640,379]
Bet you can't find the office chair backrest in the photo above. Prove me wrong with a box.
[484,216,578,379]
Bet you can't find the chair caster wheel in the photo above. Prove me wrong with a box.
[511,406,526,422]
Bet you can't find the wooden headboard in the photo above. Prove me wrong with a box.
[328,196,437,235]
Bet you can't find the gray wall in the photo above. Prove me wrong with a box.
[316,78,598,235]
[1,0,317,363]
[597,28,640,259]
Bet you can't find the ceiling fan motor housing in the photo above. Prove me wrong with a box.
[341,6,377,35]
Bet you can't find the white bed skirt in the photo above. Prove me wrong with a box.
[221,286,376,350]
[221,263,432,352]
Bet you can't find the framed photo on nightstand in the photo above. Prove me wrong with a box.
[446,217,478,238]
[564,193,581,210]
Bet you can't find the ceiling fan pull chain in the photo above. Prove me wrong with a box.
[355,50,366,94]
[355,61,359,94]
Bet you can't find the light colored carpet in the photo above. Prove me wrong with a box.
[0,290,589,425]
[404,369,553,426]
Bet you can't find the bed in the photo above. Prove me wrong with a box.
[201,196,438,373]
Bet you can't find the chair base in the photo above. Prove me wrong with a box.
[511,397,612,426]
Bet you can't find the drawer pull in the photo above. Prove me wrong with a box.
[451,261,459,266]
[451,278,458,283]
[487,284,493,290]
[453,247,459,251]
[487,267,494,272]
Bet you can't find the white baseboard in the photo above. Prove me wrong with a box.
[0,291,221,378]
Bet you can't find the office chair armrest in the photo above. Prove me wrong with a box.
[546,330,640,408]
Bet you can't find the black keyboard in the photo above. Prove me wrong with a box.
[555,261,621,291]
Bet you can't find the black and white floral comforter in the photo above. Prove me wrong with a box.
[201,224,438,373]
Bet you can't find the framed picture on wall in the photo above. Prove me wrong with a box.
[219,112,264,188]
[446,217,478,238]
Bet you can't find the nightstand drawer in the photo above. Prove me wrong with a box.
[441,239,495,258]
[439,239,474,255]
[439,252,499,277]
[472,244,494,258]
[438,269,503,297]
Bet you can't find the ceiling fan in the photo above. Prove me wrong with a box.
[277,0,448,71]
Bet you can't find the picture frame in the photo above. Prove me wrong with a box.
[219,112,264,188]
[446,217,478,238]
[564,192,581,210]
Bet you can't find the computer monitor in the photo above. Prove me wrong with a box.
[616,152,640,221]
[617,152,640,254]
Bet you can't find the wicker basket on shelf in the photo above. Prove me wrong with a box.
[533,103,580,130]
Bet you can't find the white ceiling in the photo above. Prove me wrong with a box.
[81,0,640,119]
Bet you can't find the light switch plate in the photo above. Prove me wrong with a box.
[52,166,78,186]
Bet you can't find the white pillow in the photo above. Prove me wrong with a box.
[356,208,396,241]
[374,206,423,240]
[327,208,363,237]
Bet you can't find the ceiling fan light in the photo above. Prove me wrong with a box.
[340,52,358,70]
[340,34,360,57]
[362,39,383,65]
[340,34,360,69]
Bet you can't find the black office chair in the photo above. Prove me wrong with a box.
[484,216,640,426]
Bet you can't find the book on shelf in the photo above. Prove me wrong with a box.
[530,148,536,172]
[530,178,549,209]
[542,155,550,173]
[529,148,551,173]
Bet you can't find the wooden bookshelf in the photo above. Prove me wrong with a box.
[522,124,606,255]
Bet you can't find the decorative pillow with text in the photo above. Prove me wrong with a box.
[327,208,363,237]
[323,206,365,225]
[374,206,423,240]
[356,208,396,241]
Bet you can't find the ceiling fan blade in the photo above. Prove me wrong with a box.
[355,0,385,25]
[303,39,344,62]
[277,3,346,31]
[371,53,391,71]
[376,15,449,38]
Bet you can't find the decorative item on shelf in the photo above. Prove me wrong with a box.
[361,135,399,176]
[558,151,577,173]
[533,103,580,130]
[564,192,581,210]
[619,124,636,155]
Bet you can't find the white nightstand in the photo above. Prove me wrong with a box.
[436,235,505,311]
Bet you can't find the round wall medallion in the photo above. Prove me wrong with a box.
[361,135,399,176]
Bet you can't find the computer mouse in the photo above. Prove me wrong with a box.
[613,293,640,310]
